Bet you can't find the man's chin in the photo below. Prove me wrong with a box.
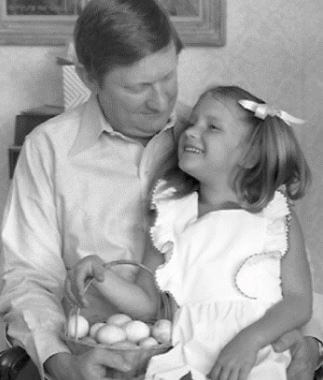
[135,111,173,137]
[151,113,172,129]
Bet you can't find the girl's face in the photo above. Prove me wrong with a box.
[178,93,250,187]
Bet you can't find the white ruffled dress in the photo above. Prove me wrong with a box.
[145,180,291,380]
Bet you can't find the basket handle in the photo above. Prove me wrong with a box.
[67,259,173,340]
[82,259,154,293]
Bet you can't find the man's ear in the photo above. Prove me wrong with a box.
[75,64,99,93]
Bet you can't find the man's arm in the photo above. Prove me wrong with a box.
[272,290,323,379]
[303,292,323,343]
[304,292,323,376]
[272,331,321,380]
[0,134,69,379]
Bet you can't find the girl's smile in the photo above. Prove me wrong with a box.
[182,143,205,155]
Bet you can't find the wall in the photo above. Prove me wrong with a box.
[0,1,322,292]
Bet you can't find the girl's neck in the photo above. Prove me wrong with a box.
[198,183,241,216]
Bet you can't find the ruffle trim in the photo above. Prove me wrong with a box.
[149,179,177,255]
[150,180,178,299]
[234,191,291,300]
[263,190,291,257]
[234,251,282,300]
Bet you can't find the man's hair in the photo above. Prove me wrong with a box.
[74,0,183,85]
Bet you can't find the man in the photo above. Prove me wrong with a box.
[0,1,322,379]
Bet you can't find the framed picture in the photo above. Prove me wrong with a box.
[0,0,225,46]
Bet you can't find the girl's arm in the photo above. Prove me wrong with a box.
[95,242,164,321]
[238,209,312,348]
[66,240,164,321]
[210,210,312,379]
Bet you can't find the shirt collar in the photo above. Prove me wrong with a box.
[69,94,177,156]
[163,111,177,131]
[69,94,110,156]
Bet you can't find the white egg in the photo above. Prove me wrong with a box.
[124,320,150,343]
[151,319,172,344]
[138,336,159,348]
[67,314,89,339]
[89,322,106,338]
[96,324,127,345]
[106,313,132,326]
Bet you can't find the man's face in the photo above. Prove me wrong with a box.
[97,42,178,142]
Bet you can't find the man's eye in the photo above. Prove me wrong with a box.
[163,71,175,82]
[209,124,220,131]
[127,84,148,93]
[126,87,140,93]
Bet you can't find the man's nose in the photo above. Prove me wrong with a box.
[147,83,169,112]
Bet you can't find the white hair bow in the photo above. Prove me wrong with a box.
[238,99,305,126]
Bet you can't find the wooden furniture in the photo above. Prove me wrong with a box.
[0,347,39,380]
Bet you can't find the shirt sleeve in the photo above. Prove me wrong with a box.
[302,292,323,341]
[0,133,70,379]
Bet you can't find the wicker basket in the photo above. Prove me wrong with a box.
[62,259,172,379]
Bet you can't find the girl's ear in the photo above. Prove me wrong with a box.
[75,64,99,93]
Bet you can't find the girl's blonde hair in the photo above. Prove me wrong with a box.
[159,85,311,212]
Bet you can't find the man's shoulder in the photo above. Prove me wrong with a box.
[26,103,85,146]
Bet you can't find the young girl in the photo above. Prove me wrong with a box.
[66,86,312,380]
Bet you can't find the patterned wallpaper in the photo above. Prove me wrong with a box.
[0,1,322,290]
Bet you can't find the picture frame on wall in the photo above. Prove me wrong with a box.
[0,0,225,46]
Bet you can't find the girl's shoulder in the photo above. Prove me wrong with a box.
[150,179,197,254]
[263,189,291,221]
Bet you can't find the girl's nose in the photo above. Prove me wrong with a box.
[185,123,200,138]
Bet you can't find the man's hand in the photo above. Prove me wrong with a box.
[272,330,319,380]
[44,349,131,380]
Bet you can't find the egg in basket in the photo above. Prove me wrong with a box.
[62,260,173,379]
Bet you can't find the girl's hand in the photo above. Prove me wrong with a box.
[209,332,259,380]
[65,255,106,307]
